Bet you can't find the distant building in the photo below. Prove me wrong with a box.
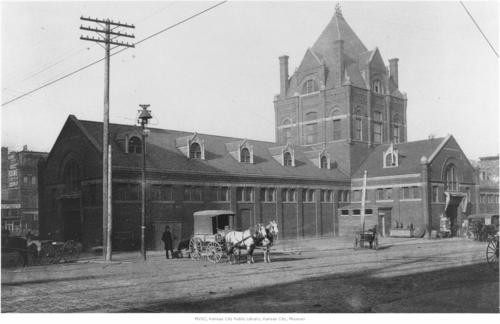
[1,145,48,235]
[476,155,499,214]
[38,6,491,250]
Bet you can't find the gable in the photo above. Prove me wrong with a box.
[369,48,386,73]
[42,117,101,185]
[428,136,475,183]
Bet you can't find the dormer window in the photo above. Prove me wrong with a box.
[189,142,202,159]
[128,136,142,154]
[320,155,328,169]
[284,152,293,167]
[302,79,319,94]
[241,148,251,163]
[383,144,399,168]
[373,79,382,94]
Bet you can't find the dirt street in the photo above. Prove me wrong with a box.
[1,238,498,313]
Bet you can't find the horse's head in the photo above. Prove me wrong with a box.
[267,220,279,237]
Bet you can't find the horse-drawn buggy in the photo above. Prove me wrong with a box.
[188,210,278,264]
[353,226,379,250]
[1,232,81,267]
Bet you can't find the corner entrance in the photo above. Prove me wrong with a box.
[444,193,465,237]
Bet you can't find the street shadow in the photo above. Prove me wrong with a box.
[1,273,117,287]
[119,261,499,313]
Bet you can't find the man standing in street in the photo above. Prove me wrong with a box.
[161,225,174,259]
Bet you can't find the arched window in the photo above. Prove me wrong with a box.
[189,142,202,159]
[240,148,250,163]
[302,79,319,94]
[128,136,142,154]
[283,151,293,167]
[445,164,458,192]
[385,152,396,167]
[320,155,328,169]
[63,160,80,192]
[373,79,382,94]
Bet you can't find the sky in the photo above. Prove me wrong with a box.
[1,1,498,161]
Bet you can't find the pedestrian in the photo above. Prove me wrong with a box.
[161,225,174,259]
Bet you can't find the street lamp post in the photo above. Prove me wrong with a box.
[138,104,152,261]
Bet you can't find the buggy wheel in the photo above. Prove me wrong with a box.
[39,244,58,265]
[353,236,358,250]
[206,242,223,263]
[62,240,80,263]
[189,237,203,261]
[486,236,499,267]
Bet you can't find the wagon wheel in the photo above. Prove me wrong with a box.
[486,236,499,267]
[189,237,203,261]
[62,240,80,263]
[206,242,223,263]
[353,236,359,250]
[27,244,38,266]
[39,244,58,265]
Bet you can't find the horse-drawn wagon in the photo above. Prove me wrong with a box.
[187,210,278,264]
[188,210,235,263]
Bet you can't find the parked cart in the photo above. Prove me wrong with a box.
[189,210,235,263]
[353,226,379,250]
[1,234,81,267]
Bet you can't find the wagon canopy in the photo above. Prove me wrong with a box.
[193,210,235,235]
[467,213,499,226]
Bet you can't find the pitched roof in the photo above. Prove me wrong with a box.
[352,137,446,178]
[73,116,350,182]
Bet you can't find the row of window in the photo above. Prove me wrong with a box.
[480,194,499,204]
[290,119,401,145]
[22,175,37,185]
[91,185,338,203]
[340,209,374,216]
[300,78,383,95]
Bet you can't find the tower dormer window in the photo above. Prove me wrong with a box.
[302,79,319,94]
[240,148,251,163]
[189,142,202,159]
[373,79,382,94]
[128,136,142,154]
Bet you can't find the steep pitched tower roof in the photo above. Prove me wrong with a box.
[311,4,368,64]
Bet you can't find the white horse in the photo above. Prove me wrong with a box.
[225,224,267,264]
[258,220,279,263]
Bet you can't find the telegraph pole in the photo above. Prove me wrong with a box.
[138,105,152,261]
[80,17,135,261]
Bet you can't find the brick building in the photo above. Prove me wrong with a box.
[476,155,499,214]
[1,146,48,235]
[38,7,491,250]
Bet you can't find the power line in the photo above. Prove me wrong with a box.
[459,1,498,58]
[1,1,227,107]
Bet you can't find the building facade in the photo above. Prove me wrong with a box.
[476,155,499,214]
[1,146,48,235]
[38,7,493,250]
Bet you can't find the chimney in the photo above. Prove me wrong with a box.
[334,39,344,87]
[23,145,28,151]
[389,58,399,88]
[279,55,289,97]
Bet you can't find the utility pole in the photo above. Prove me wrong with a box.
[138,105,152,261]
[80,16,135,261]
